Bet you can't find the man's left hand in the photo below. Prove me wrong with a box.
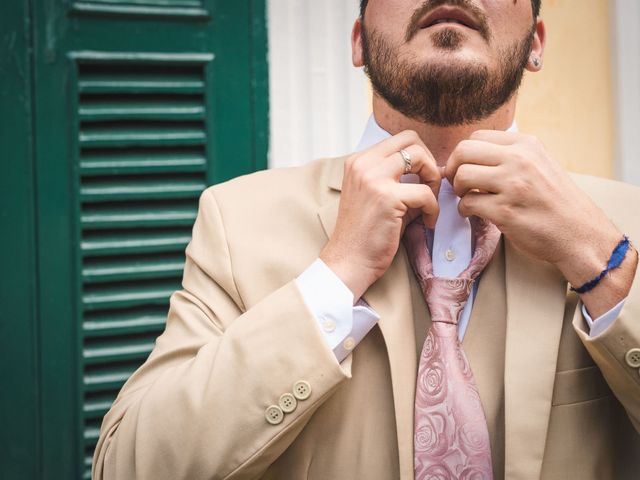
[445,130,637,317]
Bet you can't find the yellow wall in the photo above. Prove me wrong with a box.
[517,0,614,177]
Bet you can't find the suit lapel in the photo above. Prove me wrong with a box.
[462,237,507,479]
[503,239,567,479]
[318,157,417,480]
[362,248,417,480]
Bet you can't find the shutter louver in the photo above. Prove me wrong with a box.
[78,0,203,8]
[71,0,208,19]
[76,57,211,478]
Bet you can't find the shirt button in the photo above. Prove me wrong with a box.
[444,248,456,262]
[265,405,284,425]
[321,319,337,333]
[343,337,356,351]
[278,393,298,413]
[293,380,312,400]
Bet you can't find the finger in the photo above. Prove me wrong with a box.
[457,191,498,220]
[393,183,439,228]
[452,163,503,197]
[348,130,428,181]
[383,145,441,193]
[445,139,508,185]
[365,129,429,160]
[469,129,520,145]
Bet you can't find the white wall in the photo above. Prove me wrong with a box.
[267,0,370,168]
[610,0,640,185]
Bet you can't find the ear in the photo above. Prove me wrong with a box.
[526,18,546,72]
[352,17,365,67]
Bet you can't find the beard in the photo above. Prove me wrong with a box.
[361,23,535,127]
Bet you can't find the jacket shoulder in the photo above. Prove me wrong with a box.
[571,173,640,201]
[209,156,343,207]
[192,157,345,298]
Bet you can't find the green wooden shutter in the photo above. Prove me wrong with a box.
[73,54,214,476]
[1,1,268,478]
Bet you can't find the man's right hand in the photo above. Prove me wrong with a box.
[319,130,441,302]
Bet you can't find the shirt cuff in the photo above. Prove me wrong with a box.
[581,298,627,337]
[295,259,380,361]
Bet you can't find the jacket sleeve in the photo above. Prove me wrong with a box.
[92,187,352,480]
[572,247,640,432]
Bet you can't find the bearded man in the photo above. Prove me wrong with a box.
[93,1,640,479]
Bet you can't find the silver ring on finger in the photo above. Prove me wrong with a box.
[399,148,412,174]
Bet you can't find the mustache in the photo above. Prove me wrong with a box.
[406,0,491,43]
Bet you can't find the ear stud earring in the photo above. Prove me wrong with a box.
[532,56,541,68]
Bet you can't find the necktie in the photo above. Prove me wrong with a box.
[403,216,500,480]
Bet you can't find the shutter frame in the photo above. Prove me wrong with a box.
[69,52,214,478]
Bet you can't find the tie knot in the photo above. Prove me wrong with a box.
[424,276,474,325]
[403,216,501,326]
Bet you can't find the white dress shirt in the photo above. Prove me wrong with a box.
[296,115,625,361]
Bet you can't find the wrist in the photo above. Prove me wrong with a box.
[555,228,623,288]
[579,242,637,318]
[555,228,637,317]
[319,248,377,302]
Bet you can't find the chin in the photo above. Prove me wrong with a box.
[422,49,485,68]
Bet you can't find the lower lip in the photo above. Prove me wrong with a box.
[424,22,472,30]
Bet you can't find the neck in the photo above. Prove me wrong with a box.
[372,93,517,167]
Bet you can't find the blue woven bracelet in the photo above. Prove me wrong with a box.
[570,235,631,294]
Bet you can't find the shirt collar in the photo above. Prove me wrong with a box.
[355,114,519,152]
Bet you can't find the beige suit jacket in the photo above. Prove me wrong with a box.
[93,156,640,480]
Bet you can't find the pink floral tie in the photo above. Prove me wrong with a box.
[404,216,500,480]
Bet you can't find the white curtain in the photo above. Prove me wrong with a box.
[268,0,370,168]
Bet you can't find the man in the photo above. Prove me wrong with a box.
[93,0,640,479]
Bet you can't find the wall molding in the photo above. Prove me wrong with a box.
[610,0,640,185]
